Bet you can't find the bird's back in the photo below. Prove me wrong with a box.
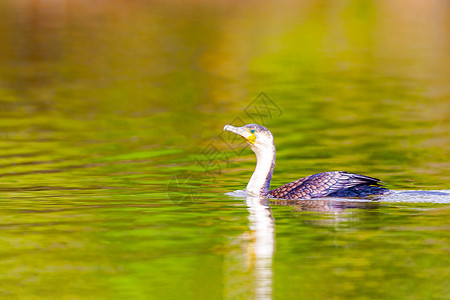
[268,171,389,199]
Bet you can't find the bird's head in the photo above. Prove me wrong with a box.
[223,124,274,153]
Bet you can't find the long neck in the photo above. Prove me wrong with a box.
[246,144,276,196]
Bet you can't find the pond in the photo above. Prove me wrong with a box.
[0,0,448,299]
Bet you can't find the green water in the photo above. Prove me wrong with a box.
[0,0,449,299]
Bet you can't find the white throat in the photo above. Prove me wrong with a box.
[245,143,276,196]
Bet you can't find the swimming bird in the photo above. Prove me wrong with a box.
[223,124,389,199]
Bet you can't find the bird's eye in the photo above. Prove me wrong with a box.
[250,129,255,134]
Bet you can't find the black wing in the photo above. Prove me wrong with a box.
[268,171,383,199]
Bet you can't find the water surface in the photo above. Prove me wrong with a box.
[0,0,448,299]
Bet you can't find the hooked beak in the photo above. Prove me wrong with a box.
[223,125,256,145]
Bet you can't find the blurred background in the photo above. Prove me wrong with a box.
[0,0,448,188]
[0,0,448,299]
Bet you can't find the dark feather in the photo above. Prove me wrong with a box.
[268,171,388,200]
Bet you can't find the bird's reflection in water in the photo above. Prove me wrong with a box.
[225,191,380,299]
[270,198,380,212]
[223,193,274,300]
[271,197,380,229]
[245,195,274,300]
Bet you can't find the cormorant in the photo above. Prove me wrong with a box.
[224,124,389,199]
